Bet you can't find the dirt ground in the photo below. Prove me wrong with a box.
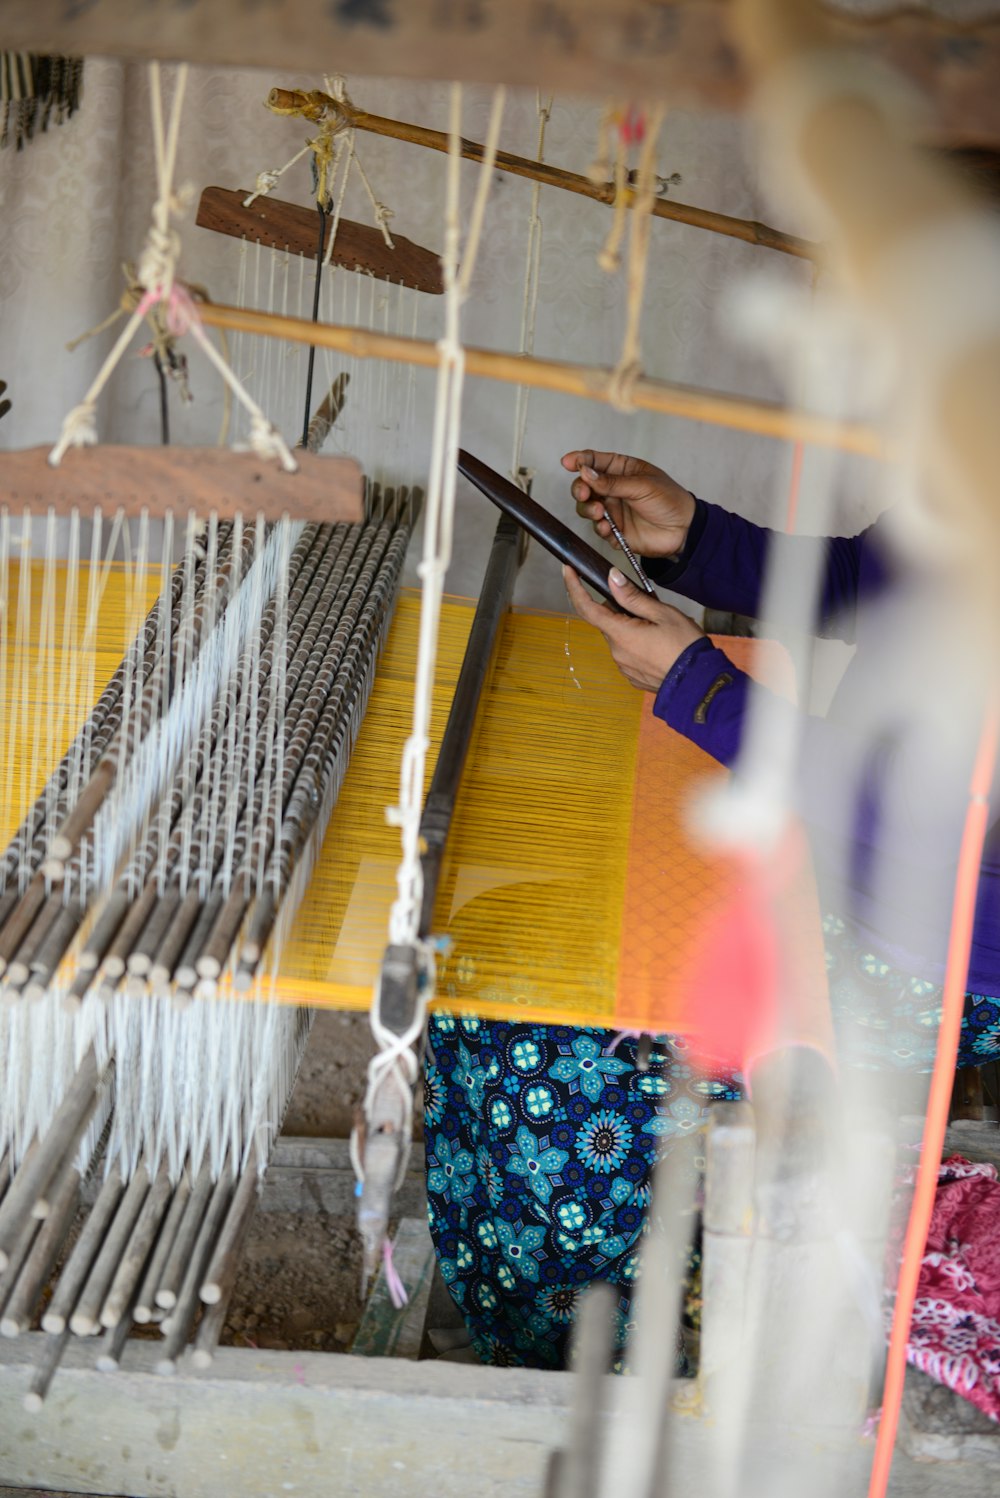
[280,1009,377,1140]
[222,1009,413,1354]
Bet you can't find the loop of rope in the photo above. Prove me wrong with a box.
[511,92,552,489]
[243,144,313,209]
[52,61,292,472]
[353,85,506,1215]
[606,103,667,413]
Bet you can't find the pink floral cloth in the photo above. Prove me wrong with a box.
[906,1155,1000,1422]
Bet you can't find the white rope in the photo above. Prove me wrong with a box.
[355,84,506,1187]
[51,60,295,473]
[510,93,552,489]
[243,142,314,208]
[50,62,189,464]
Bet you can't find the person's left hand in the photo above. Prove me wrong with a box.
[563,564,704,693]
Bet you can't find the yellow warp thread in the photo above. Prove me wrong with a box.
[0,567,641,1030]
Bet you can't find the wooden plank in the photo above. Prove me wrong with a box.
[3,3,1000,143]
[0,1334,989,1497]
[350,1216,436,1360]
[0,447,363,524]
[196,187,444,294]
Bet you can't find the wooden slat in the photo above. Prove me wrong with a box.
[3,4,1000,143]
[350,1217,437,1361]
[196,187,444,294]
[0,446,363,524]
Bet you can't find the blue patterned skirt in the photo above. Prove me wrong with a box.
[424,919,1000,1370]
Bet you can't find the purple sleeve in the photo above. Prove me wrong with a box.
[653,638,871,843]
[643,499,891,644]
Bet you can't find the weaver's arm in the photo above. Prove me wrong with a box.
[644,497,890,645]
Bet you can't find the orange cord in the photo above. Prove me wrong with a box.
[784,440,804,535]
[867,697,1000,1498]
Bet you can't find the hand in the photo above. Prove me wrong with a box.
[561,448,696,560]
[564,564,704,694]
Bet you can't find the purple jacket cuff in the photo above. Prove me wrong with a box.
[652,638,751,768]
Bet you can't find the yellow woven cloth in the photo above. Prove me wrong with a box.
[4,566,818,1034]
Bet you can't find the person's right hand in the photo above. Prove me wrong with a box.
[561,449,696,561]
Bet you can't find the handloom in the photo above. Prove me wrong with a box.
[0,14,994,1498]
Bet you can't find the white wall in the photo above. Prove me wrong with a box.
[0,60,884,629]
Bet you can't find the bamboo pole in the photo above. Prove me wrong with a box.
[266,89,817,262]
[197,300,883,459]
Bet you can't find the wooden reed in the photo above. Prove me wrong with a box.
[196,187,444,293]
[197,301,885,458]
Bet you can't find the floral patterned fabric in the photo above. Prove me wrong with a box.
[906,1156,1000,1423]
[425,916,1000,1372]
[823,915,1000,1070]
[424,1015,739,1369]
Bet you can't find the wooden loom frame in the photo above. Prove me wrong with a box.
[2,6,1000,1497]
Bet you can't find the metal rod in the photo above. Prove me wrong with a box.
[300,205,327,449]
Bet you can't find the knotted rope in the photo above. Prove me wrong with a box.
[51,62,294,472]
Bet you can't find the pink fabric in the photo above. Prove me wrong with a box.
[906,1155,1000,1422]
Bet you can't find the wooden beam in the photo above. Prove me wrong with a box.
[197,298,887,458]
[0,1333,985,1497]
[2,3,1000,144]
[196,187,444,293]
[266,89,816,261]
[0,447,364,524]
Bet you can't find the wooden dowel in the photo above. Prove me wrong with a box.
[133,1169,191,1324]
[157,1165,235,1375]
[0,1049,100,1266]
[148,888,202,991]
[24,1326,71,1413]
[0,1213,41,1321]
[155,1162,213,1311]
[25,900,87,1000]
[78,890,131,974]
[99,1162,173,1330]
[0,1168,80,1337]
[41,1165,124,1334]
[100,883,160,984]
[0,875,46,973]
[173,894,225,992]
[6,893,66,987]
[200,1147,260,1305]
[126,887,182,979]
[267,89,817,261]
[197,301,884,459]
[70,1167,151,1336]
